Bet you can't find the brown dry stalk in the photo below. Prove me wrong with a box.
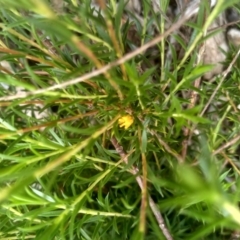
[153,131,184,164]
[213,134,240,156]
[110,136,173,240]
[181,77,202,159]
[101,3,127,81]
[0,47,58,68]
[181,37,205,159]
[140,152,147,233]
[182,47,240,160]
[220,152,240,175]
[72,37,123,100]
[0,4,194,102]
[200,48,240,117]
[0,110,99,139]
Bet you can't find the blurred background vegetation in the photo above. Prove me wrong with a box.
[0,0,240,239]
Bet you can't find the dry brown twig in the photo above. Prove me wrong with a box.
[220,152,240,175]
[0,1,204,102]
[153,131,184,164]
[213,134,240,156]
[181,47,240,160]
[200,48,240,117]
[110,136,173,240]
[181,37,206,159]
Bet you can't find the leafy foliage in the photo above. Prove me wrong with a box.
[0,0,240,239]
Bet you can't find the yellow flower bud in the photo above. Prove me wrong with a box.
[118,115,134,129]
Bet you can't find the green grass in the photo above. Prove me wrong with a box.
[0,0,240,239]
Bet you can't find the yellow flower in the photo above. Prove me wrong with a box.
[118,115,134,130]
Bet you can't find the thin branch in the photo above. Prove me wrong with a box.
[184,47,240,153]
[213,134,240,156]
[220,152,240,175]
[0,110,100,139]
[200,48,240,117]
[153,131,184,164]
[149,197,173,240]
[110,136,173,240]
[181,20,210,159]
[0,2,202,102]
[140,152,147,233]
